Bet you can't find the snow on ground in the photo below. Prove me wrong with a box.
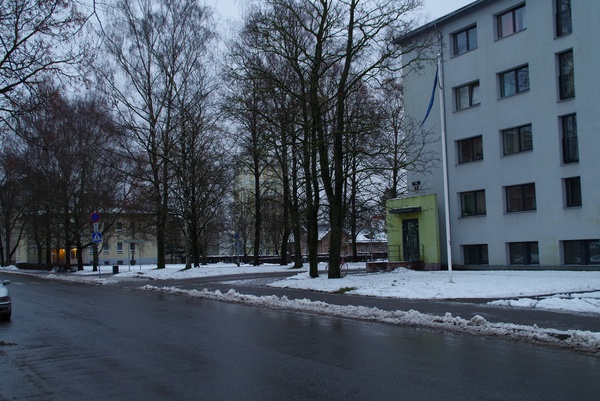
[3,262,600,354]
[269,266,600,301]
[4,262,600,315]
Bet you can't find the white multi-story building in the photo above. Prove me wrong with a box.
[396,0,599,269]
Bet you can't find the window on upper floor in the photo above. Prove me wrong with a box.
[460,190,486,217]
[509,241,539,265]
[561,113,578,163]
[563,240,600,265]
[506,183,536,212]
[116,242,123,254]
[453,25,477,56]
[564,176,582,207]
[499,65,529,98]
[455,81,480,110]
[558,50,574,100]
[463,244,488,265]
[457,135,483,164]
[502,124,532,155]
[556,0,572,37]
[497,4,526,39]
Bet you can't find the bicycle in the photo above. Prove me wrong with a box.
[326,257,348,277]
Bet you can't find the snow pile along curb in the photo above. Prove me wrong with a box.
[140,285,600,355]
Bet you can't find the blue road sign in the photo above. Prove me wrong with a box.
[92,232,103,243]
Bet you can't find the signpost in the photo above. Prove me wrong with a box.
[125,240,145,271]
[90,212,101,274]
[92,232,103,243]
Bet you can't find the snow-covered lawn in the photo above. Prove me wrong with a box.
[3,262,600,315]
[3,262,600,354]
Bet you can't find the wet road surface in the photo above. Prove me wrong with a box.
[1,274,599,400]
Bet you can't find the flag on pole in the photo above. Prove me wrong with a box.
[420,65,439,128]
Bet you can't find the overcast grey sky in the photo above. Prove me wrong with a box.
[208,0,475,23]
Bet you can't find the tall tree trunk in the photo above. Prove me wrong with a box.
[76,241,84,271]
[291,175,304,269]
[3,225,9,266]
[325,0,356,278]
[253,157,262,266]
[45,231,52,266]
[279,137,291,266]
[156,157,170,269]
[37,244,43,264]
[64,211,72,271]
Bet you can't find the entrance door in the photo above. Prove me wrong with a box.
[402,219,420,261]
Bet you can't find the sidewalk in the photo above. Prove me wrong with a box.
[132,273,600,334]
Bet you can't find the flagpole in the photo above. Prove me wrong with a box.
[437,51,453,283]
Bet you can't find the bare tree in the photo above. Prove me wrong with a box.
[0,0,94,125]
[223,35,272,266]
[17,86,126,270]
[377,78,438,203]
[99,0,217,268]
[171,116,230,267]
[231,0,431,278]
[144,0,227,268]
[340,83,387,260]
[225,2,324,276]
[0,138,29,266]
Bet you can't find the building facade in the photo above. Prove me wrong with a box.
[397,0,599,269]
[16,214,160,267]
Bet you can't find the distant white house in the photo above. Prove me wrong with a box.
[397,0,599,269]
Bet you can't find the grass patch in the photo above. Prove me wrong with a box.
[333,286,357,294]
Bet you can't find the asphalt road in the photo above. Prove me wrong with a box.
[1,274,599,401]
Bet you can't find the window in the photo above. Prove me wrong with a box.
[564,177,582,207]
[561,114,578,163]
[116,242,123,254]
[102,243,109,254]
[502,124,532,155]
[455,81,480,110]
[497,5,526,38]
[509,242,539,265]
[558,50,574,100]
[116,222,123,232]
[457,136,483,163]
[463,244,488,265]
[506,183,536,212]
[460,190,486,217]
[500,65,529,97]
[453,25,478,56]
[563,240,600,265]
[556,0,572,37]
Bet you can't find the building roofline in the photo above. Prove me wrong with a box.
[395,0,491,44]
